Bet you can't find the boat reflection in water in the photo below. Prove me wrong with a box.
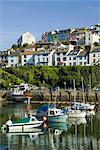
[48,122,68,131]
[0,103,99,150]
[67,117,87,126]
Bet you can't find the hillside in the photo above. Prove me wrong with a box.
[0,65,99,89]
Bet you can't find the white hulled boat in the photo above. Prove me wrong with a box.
[1,116,43,133]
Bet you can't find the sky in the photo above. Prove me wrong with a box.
[0,0,100,49]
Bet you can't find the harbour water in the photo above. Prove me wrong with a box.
[0,103,100,150]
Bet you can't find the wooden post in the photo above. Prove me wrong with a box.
[59,92,61,101]
[50,92,52,101]
[86,92,88,103]
[68,92,71,102]
[95,93,98,104]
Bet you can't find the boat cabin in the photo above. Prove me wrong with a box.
[47,108,64,116]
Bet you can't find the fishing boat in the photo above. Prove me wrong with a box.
[36,103,56,120]
[1,116,43,133]
[47,108,67,123]
[7,83,32,102]
[36,103,67,122]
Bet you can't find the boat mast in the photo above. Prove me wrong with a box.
[81,76,85,103]
[89,74,92,93]
[73,79,76,103]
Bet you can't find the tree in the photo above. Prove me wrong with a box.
[11,44,18,50]
[23,43,29,48]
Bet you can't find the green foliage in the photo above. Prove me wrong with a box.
[11,44,19,50]
[0,68,23,89]
[23,43,29,48]
[2,65,100,89]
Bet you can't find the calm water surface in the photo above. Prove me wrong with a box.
[0,103,100,150]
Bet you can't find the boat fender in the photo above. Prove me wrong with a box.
[1,125,8,133]
[42,116,47,122]
[42,123,47,128]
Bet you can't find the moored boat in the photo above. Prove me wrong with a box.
[71,102,95,110]
[67,110,86,118]
[47,108,67,123]
[1,116,43,133]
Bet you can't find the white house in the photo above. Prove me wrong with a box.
[77,50,89,66]
[21,50,35,66]
[76,30,99,46]
[89,47,100,65]
[53,44,74,66]
[17,32,36,46]
[33,49,55,66]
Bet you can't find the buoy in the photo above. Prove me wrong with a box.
[43,123,47,128]
[43,116,47,122]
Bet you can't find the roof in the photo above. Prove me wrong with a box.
[68,50,79,56]
[54,49,69,53]
[78,50,88,57]
[90,46,100,53]
[22,51,37,55]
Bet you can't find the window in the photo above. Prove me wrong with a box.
[80,62,82,65]
[93,54,95,57]
[43,58,45,61]
[57,53,60,56]
[84,62,86,65]
[93,59,95,62]
[69,63,71,66]
[79,57,82,60]
[24,59,26,62]
[47,58,48,61]
[73,62,76,66]
[11,60,14,62]
[63,57,66,61]
[50,111,55,115]
[69,57,71,60]
[57,58,60,61]
[24,55,26,58]
[43,54,48,56]
[73,57,76,60]
[63,52,66,56]
[38,58,40,62]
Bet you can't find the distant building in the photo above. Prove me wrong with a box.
[0,50,21,68]
[41,29,75,43]
[89,47,100,65]
[17,32,36,46]
[53,44,74,66]
[21,50,35,66]
[33,49,55,66]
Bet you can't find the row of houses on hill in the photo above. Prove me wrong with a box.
[0,44,100,68]
[41,24,100,45]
